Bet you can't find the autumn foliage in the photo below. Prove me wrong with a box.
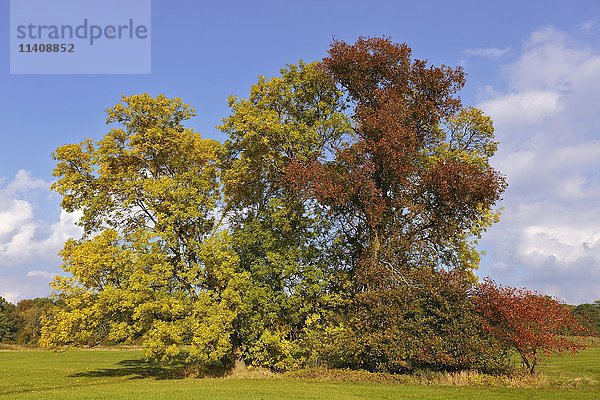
[39,36,585,376]
[475,279,588,374]
[286,38,506,285]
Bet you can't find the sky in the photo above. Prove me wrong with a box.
[0,0,599,304]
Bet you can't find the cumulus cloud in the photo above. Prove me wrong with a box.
[5,170,47,194]
[464,47,511,60]
[477,26,600,304]
[479,91,561,128]
[0,170,82,302]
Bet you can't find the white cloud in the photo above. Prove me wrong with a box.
[479,90,561,128]
[1,292,21,304]
[0,198,33,238]
[0,171,82,302]
[504,26,597,93]
[27,270,57,280]
[478,26,600,304]
[464,47,511,59]
[5,170,47,194]
[0,273,57,304]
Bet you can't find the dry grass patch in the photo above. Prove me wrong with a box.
[285,367,597,388]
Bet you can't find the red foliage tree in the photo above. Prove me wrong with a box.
[286,37,506,286]
[474,279,588,374]
[283,37,509,372]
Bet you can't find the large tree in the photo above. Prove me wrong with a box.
[219,62,352,369]
[41,94,247,367]
[284,38,508,372]
[287,38,506,285]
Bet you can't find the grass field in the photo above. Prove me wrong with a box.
[1,346,598,399]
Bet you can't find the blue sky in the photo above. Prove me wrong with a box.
[1,0,599,303]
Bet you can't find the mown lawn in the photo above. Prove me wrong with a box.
[0,346,598,399]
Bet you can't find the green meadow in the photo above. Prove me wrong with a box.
[1,345,598,400]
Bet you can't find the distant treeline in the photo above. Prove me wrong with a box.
[572,300,600,333]
[0,297,55,345]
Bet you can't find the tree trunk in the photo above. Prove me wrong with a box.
[529,350,537,375]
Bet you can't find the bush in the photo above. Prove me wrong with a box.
[307,270,511,374]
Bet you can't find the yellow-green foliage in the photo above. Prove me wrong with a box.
[41,95,247,367]
[220,61,351,208]
[217,62,352,370]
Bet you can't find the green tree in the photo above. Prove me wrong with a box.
[314,270,510,373]
[219,62,352,369]
[0,297,18,342]
[41,94,248,368]
[574,300,600,335]
[41,38,509,374]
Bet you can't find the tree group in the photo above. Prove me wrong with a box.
[40,37,588,375]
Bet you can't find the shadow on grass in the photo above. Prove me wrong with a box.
[70,357,233,380]
[70,358,187,380]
